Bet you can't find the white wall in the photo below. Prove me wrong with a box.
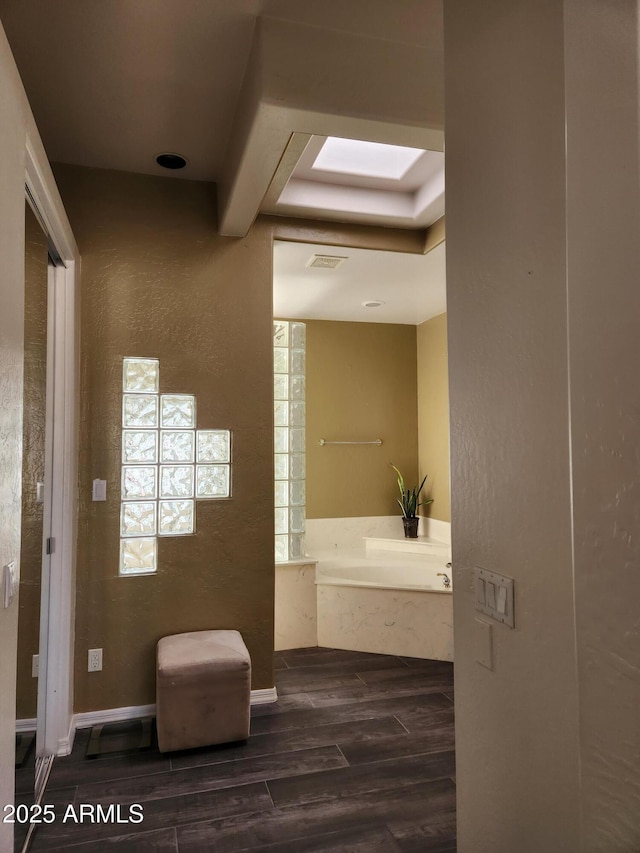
[445,1,640,850]
[444,2,580,849]
[0,22,29,851]
[565,1,640,846]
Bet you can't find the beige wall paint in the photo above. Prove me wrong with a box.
[417,312,450,523]
[271,216,428,255]
[16,203,48,719]
[304,320,418,519]
[445,2,581,850]
[424,216,445,254]
[54,165,276,709]
[42,162,428,714]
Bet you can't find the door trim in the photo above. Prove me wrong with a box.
[25,135,79,757]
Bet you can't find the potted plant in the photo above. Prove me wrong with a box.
[391,464,433,538]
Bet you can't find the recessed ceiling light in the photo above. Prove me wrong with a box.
[155,153,188,170]
[313,138,424,180]
[362,300,385,309]
[306,254,348,270]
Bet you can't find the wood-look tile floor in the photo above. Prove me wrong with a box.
[19,648,455,852]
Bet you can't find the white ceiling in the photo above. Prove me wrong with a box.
[270,136,445,230]
[2,2,448,321]
[0,0,443,185]
[0,0,262,181]
[273,240,447,325]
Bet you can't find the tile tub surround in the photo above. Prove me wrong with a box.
[22,648,455,852]
[274,518,453,657]
[306,515,404,551]
[275,561,318,651]
[317,578,454,662]
[306,515,451,552]
[308,517,453,661]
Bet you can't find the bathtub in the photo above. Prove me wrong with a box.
[314,536,454,662]
[317,554,452,593]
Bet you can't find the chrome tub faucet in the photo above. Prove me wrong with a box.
[437,571,451,589]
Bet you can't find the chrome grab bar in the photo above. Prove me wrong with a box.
[319,439,382,446]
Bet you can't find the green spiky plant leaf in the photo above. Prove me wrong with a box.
[390,464,434,518]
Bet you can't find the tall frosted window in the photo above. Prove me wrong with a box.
[274,321,306,562]
[120,357,231,576]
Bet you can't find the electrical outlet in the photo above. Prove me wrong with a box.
[88,648,103,672]
[32,654,39,678]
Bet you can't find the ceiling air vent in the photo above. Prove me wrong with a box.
[306,254,348,270]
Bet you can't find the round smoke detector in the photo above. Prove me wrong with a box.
[362,300,385,309]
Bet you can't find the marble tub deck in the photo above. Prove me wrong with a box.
[276,544,453,660]
[276,517,453,659]
[316,564,454,662]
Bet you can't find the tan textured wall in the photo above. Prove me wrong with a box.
[416,313,450,523]
[445,2,581,850]
[271,217,428,255]
[304,320,418,519]
[16,203,48,719]
[54,164,275,709]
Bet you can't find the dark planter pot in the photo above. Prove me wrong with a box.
[402,517,419,538]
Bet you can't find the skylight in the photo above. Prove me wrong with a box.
[312,137,424,181]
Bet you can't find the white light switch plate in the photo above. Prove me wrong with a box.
[92,479,107,501]
[3,561,18,609]
[474,566,515,628]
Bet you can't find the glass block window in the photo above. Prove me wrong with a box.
[274,321,306,562]
[119,357,232,576]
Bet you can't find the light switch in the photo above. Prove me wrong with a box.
[92,479,107,501]
[36,481,45,503]
[497,585,507,615]
[473,566,515,628]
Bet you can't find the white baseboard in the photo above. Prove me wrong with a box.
[20,687,280,757]
[56,717,76,757]
[71,687,279,732]
[16,717,74,757]
[73,703,158,730]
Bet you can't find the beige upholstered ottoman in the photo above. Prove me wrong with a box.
[156,629,251,753]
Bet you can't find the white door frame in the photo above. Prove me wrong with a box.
[25,135,79,756]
